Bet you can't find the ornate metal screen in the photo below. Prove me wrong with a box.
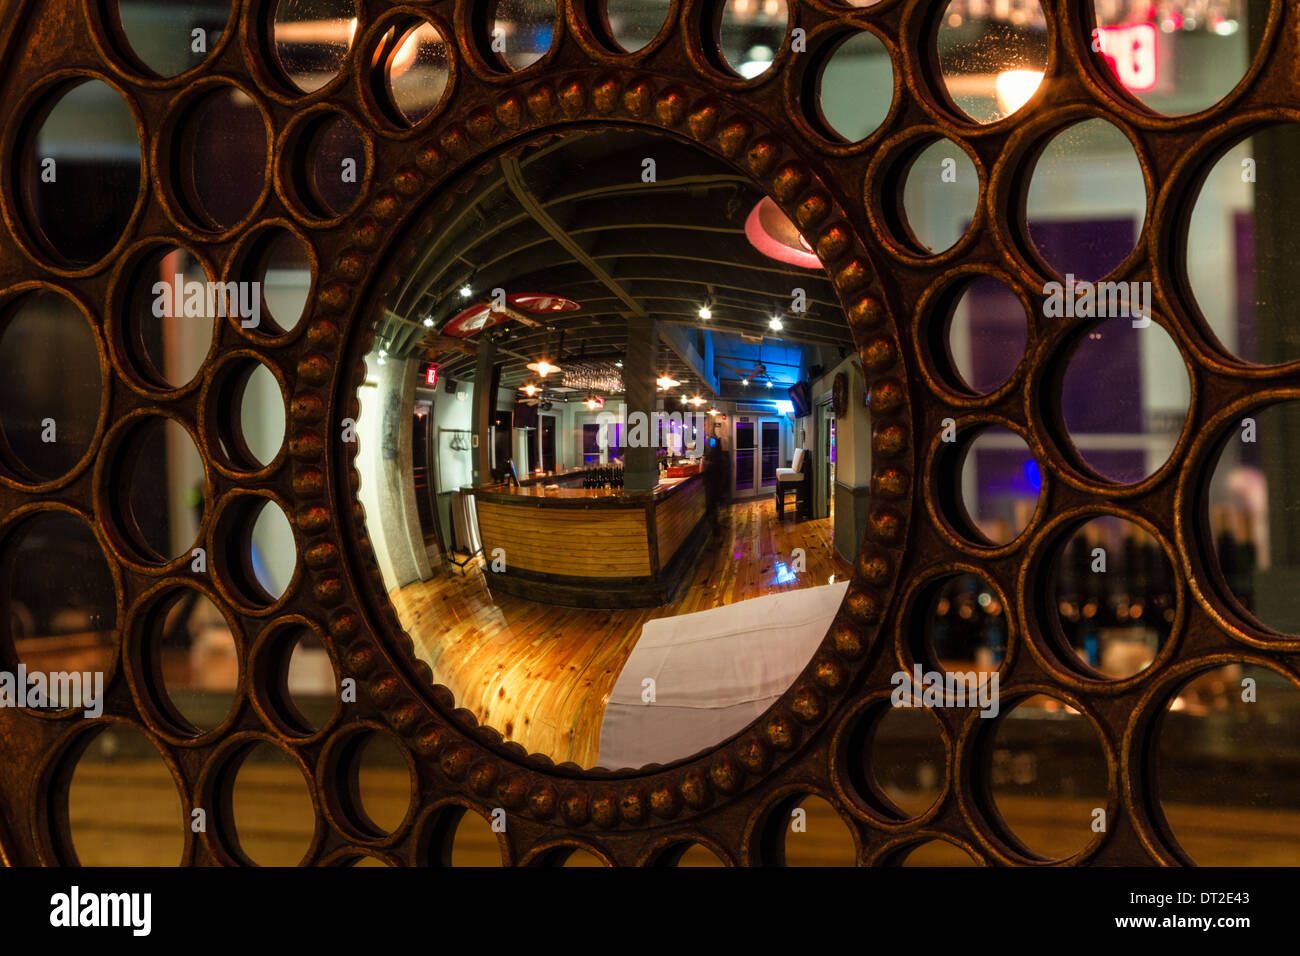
[0,0,1292,866]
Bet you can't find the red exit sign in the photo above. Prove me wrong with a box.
[1095,23,1158,92]
[423,364,438,387]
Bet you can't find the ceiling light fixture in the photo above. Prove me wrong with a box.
[698,304,712,320]
[422,316,434,327]
[769,316,784,331]
[766,380,773,388]
[459,283,473,298]
[522,383,539,397]
[528,359,560,377]
[690,395,706,406]
[742,378,749,386]
[656,375,680,390]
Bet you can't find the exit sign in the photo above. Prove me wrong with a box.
[1096,23,1158,92]
[423,364,438,387]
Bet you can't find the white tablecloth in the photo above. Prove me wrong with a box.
[596,581,849,769]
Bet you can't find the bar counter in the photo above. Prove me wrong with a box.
[467,467,710,608]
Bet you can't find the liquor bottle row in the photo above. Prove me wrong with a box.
[583,465,623,489]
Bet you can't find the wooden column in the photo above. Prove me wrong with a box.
[470,338,497,486]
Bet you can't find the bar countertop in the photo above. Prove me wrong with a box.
[465,467,703,507]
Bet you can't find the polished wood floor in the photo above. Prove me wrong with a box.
[389,496,851,767]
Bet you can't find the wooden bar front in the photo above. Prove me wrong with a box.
[470,470,710,608]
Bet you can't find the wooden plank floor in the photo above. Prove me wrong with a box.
[389,497,851,767]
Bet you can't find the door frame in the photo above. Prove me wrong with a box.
[732,414,782,498]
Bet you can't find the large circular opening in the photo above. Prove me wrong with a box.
[355,127,861,770]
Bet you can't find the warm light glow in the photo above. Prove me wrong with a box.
[656,375,680,390]
[522,383,539,397]
[742,378,749,386]
[769,316,783,331]
[698,305,712,320]
[690,395,706,406]
[422,316,434,327]
[392,25,421,72]
[459,283,472,298]
[528,360,560,378]
[994,69,1044,116]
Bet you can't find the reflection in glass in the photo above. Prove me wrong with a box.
[899,138,976,253]
[719,0,787,78]
[958,426,1039,544]
[126,247,213,388]
[256,229,314,334]
[1092,1,1249,116]
[1207,403,1300,634]
[1159,664,1300,864]
[68,725,185,866]
[1059,316,1188,484]
[1186,125,1300,365]
[24,80,140,264]
[380,21,451,126]
[116,0,230,77]
[605,0,673,52]
[987,695,1109,860]
[945,276,1027,393]
[115,417,205,563]
[176,86,267,230]
[1026,118,1145,282]
[273,0,357,94]
[937,0,1047,124]
[355,128,861,769]
[0,293,102,481]
[870,707,945,817]
[923,573,1006,681]
[1050,515,1173,678]
[2,512,117,677]
[492,0,557,70]
[818,32,892,142]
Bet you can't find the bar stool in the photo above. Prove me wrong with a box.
[775,448,810,519]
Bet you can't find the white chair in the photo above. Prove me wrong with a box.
[775,447,809,518]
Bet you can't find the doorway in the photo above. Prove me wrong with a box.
[733,416,781,498]
[540,415,556,472]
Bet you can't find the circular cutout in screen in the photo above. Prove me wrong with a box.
[1059,317,1188,484]
[0,292,102,482]
[171,85,268,231]
[937,0,1047,124]
[1025,119,1145,282]
[1049,515,1174,679]
[273,0,358,94]
[19,80,140,265]
[943,276,1027,393]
